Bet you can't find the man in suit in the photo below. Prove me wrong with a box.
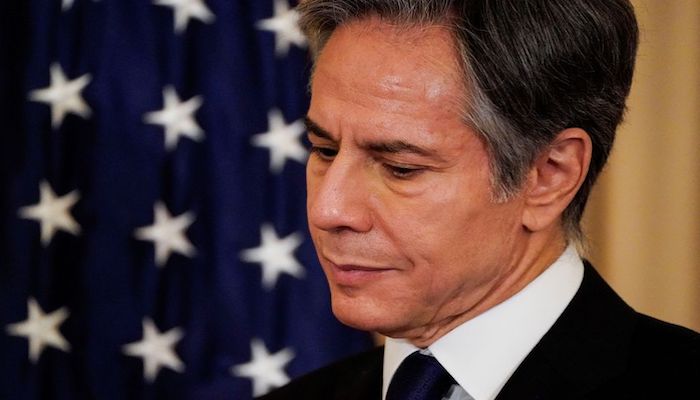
[261,0,699,399]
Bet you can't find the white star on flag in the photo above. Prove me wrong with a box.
[231,338,295,397]
[6,298,71,363]
[28,63,92,129]
[240,224,304,290]
[144,86,205,151]
[134,202,196,267]
[240,224,305,290]
[154,0,215,34]
[251,108,307,174]
[256,0,307,57]
[122,318,185,383]
[18,180,81,246]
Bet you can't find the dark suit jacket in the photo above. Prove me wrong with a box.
[260,262,700,399]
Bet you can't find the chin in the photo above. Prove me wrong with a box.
[329,288,404,334]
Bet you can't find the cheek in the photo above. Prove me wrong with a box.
[379,179,483,250]
[387,190,518,282]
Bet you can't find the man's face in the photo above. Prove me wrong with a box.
[306,19,528,341]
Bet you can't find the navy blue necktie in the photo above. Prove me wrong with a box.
[386,351,457,400]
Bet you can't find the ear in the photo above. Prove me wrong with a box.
[522,128,592,232]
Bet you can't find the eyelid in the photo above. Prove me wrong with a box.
[307,134,337,148]
[309,145,338,161]
[383,161,426,179]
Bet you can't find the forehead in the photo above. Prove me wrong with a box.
[312,17,465,110]
[309,17,486,164]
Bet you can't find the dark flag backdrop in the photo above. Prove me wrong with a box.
[0,0,372,399]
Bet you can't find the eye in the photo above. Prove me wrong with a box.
[310,146,338,161]
[385,164,424,179]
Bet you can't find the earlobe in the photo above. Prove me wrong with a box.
[522,128,592,232]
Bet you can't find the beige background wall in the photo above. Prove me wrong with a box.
[583,0,700,332]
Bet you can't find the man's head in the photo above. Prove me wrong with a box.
[298,0,638,345]
[300,0,639,242]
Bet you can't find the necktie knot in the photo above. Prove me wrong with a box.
[387,351,456,400]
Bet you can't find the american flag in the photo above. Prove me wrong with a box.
[0,0,372,398]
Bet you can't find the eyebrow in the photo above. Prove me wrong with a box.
[304,116,441,160]
[304,116,334,141]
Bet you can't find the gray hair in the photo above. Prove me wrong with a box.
[298,0,639,243]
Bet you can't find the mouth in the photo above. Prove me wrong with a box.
[325,259,397,287]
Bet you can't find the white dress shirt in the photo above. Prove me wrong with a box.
[383,245,584,400]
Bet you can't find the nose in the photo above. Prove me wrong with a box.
[307,156,373,233]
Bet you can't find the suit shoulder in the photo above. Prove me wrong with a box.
[635,313,699,340]
[629,313,700,366]
[257,346,384,400]
[590,314,700,398]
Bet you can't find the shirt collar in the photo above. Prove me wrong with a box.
[383,245,584,400]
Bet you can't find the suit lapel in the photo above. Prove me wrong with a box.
[496,262,637,399]
[333,346,383,400]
